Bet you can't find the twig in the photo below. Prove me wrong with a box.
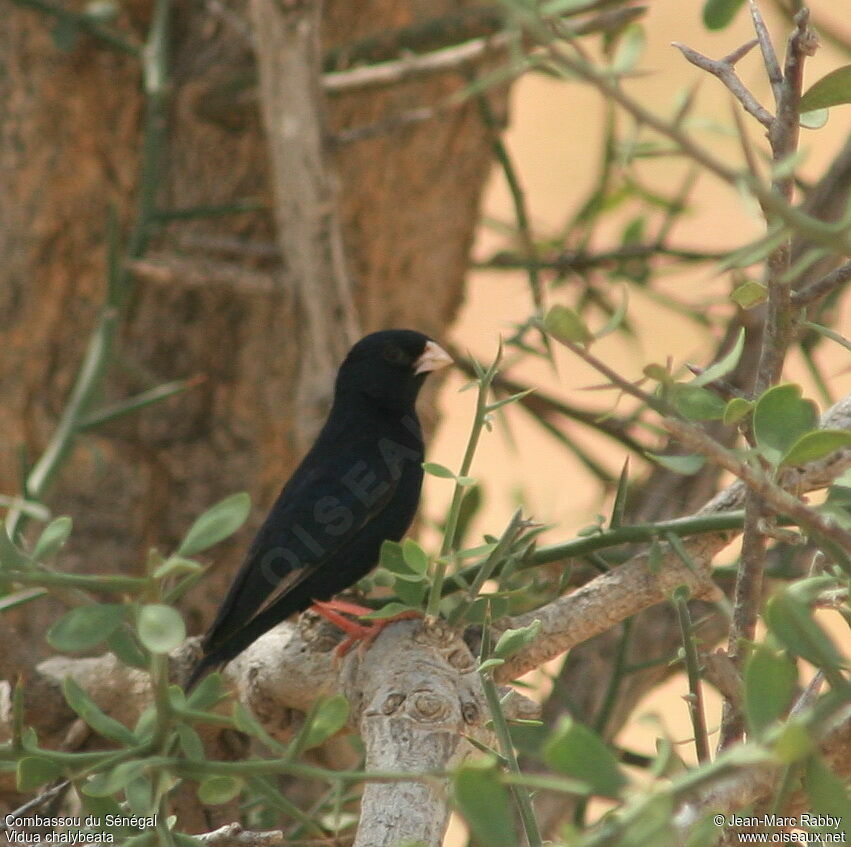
[197,822,355,846]
[749,0,784,105]
[323,32,511,94]
[475,89,543,315]
[717,493,766,750]
[672,40,773,128]
[672,587,712,763]
[0,781,72,829]
[477,242,725,271]
[790,261,851,307]
[322,5,506,71]
[332,102,455,145]
[127,254,281,295]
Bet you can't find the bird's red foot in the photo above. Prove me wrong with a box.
[310,599,422,657]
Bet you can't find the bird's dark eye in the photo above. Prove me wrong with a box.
[382,343,410,365]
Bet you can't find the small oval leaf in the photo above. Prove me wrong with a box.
[731,280,768,309]
[702,0,745,30]
[197,775,243,805]
[302,694,350,750]
[47,604,128,652]
[177,492,250,557]
[646,452,706,475]
[493,619,541,660]
[669,384,726,421]
[63,677,137,745]
[544,305,593,346]
[543,717,627,798]
[780,430,851,468]
[744,644,798,737]
[136,604,186,654]
[753,384,819,463]
[453,758,518,847]
[33,516,73,560]
[800,66,851,112]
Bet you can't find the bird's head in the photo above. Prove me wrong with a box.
[335,329,453,411]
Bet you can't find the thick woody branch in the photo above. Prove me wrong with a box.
[248,0,359,447]
[495,391,851,683]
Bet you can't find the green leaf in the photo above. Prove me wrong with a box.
[753,384,819,464]
[544,305,593,346]
[402,538,429,574]
[136,604,186,654]
[17,756,62,791]
[799,108,829,129]
[422,461,456,479]
[47,604,127,652]
[177,492,250,557]
[800,65,851,112]
[669,384,726,421]
[453,758,518,847]
[302,694,349,750]
[690,328,745,387]
[107,626,148,669]
[611,24,645,75]
[773,721,814,764]
[32,516,73,560]
[646,452,705,475]
[643,363,672,384]
[730,280,768,309]
[780,430,851,468]
[176,724,206,761]
[395,575,428,606]
[543,717,627,798]
[361,601,419,620]
[610,458,630,529]
[197,775,243,805]
[743,644,797,737]
[63,677,137,745]
[594,285,629,341]
[804,756,851,832]
[487,388,535,412]
[478,658,505,674]
[702,0,745,30]
[0,525,30,568]
[153,555,203,580]
[493,619,541,659]
[125,775,153,815]
[723,397,753,425]
[83,760,147,797]
[765,591,844,671]
[186,673,226,711]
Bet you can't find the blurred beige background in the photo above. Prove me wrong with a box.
[421,3,850,837]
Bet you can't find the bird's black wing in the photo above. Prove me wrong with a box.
[201,446,400,654]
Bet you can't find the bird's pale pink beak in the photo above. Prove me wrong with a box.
[414,340,453,375]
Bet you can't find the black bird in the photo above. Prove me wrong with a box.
[186,329,452,687]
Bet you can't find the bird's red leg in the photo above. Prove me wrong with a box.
[310,599,422,657]
[311,598,374,617]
